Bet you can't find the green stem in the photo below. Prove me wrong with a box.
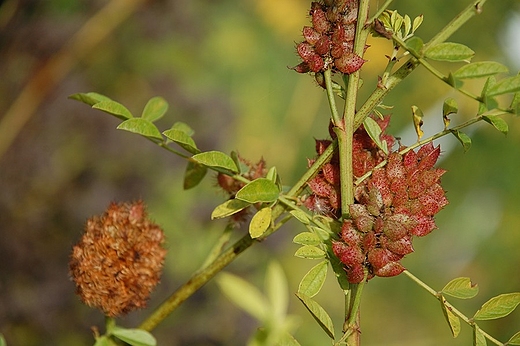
[325,69,342,126]
[392,35,481,101]
[139,234,254,331]
[426,0,487,49]
[368,0,394,24]
[138,137,338,331]
[403,270,504,346]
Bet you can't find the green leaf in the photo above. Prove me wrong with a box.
[192,151,239,173]
[171,121,195,136]
[117,118,162,140]
[440,296,461,338]
[363,117,388,154]
[425,42,474,62]
[249,207,272,239]
[183,161,207,190]
[507,331,520,345]
[295,293,335,339]
[68,92,113,106]
[411,105,424,140]
[298,260,328,298]
[479,76,498,114]
[266,166,277,183]
[278,332,302,346]
[473,293,520,320]
[93,100,133,120]
[482,115,508,135]
[442,97,458,129]
[111,327,156,346]
[450,130,472,152]
[510,91,520,115]
[289,210,311,225]
[486,75,520,97]
[0,334,6,346]
[406,36,424,56]
[441,277,479,299]
[412,14,423,33]
[447,72,464,89]
[329,254,350,290]
[163,128,200,154]
[452,61,508,79]
[93,336,111,346]
[403,14,411,37]
[141,96,168,122]
[265,261,289,322]
[473,326,487,346]
[216,272,269,321]
[294,245,326,259]
[235,178,280,203]
[293,232,321,246]
[211,199,251,219]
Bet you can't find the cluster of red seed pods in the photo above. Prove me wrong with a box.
[293,0,366,74]
[305,117,448,283]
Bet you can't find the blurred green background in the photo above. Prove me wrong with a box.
[1,0,519,345]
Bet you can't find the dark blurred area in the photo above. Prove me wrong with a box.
[0,0,519,345]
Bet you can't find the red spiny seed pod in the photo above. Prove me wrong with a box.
[297,42,317,62]
[69,201,166,317]
[308,54,325,72]
[311,115,448,283]
[312,7,331,34]
[303,26,321,45]
[335,52,366,74]
[292,62,311,73]
[314,35,332,56]
[292,0,366,75]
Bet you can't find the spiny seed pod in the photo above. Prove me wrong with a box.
[307,116,448,283]
[335,52,366,74]
[303,26,321,45]
[69,201,166,317]
[291,0,365,75]
[312,7,330,34]
[297,42,317,62]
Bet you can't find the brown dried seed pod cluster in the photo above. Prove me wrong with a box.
[292,0,366,74]
[305,116,448,283]
[69,200,166,317]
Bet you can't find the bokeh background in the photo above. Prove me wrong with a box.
[1,0,519,345]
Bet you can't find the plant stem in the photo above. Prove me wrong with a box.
[426,0,487,49]
[138,136,338,331]
[335,1,371,344]
[403,270,504,346]
[367,0,394,24]
[139,233,254,331]
[325,69,342,126]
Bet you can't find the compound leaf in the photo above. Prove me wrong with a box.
[184,161,207,190]
[425,42,474,62]
[452,61,508,79]
[296,293,335,339]
[473,293,520,320]
[249,207,272,239]
[192,151,238,173]
[141,96,168,122]
[442,277,479,299]
[117,118,162,140]
[235,178,279,203]
[111,327,156,346]
[298,260,328,298]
